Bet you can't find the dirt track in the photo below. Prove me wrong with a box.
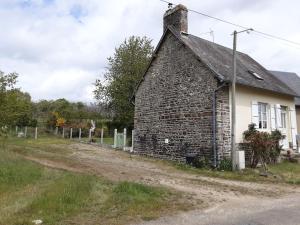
[21,143,300,225]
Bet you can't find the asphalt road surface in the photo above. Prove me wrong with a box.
[138,193,300,225]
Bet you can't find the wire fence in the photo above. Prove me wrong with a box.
[10,125,134,152]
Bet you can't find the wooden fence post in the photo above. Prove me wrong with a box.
[113,129,117,148]
[62,127,65,138]
[101,128,104,144]
[70,128,73,139]
[35,127,38,140]
[79,128,82,140]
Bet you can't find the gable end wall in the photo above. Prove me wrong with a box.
[134,33,231,163]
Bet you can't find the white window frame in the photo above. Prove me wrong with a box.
[258,102,268,130]
[280,106,287,129]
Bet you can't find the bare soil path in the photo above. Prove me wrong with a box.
[18,142,300,225]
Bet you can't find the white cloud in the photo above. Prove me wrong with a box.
[0,0,300,102]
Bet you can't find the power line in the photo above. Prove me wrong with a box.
[159,0,300,47]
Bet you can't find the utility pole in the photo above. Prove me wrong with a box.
[231,28,253,171]
[231,30,237,171]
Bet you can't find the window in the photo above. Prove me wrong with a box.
[280,106,287,128]
[248,70,264,80]
[258,102,267,129]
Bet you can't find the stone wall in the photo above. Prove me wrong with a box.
[134,32,231,163]
[216,86,231,160]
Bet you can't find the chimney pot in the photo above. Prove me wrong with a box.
[163,4,188,33]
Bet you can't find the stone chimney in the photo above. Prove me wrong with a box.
[163,4,188,33]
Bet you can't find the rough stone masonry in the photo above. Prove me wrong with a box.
[133,5,231,163]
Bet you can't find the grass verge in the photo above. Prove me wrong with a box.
[172,160,300,185]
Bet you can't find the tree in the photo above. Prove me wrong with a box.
[0,71,34,129]
[94,36,154,126]
[0,71,18,127]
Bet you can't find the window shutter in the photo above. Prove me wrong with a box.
[275,104,282,128]
[289,106,297,149]
[270,104,276,130]
[251,101,259,128]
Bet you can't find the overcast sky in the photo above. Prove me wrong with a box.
[1,0,300,103]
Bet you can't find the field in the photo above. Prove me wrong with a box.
[0,138,191,225]
[1,137,300,225]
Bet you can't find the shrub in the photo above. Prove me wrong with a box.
[243,124,285,169]
[192,156,209,169]
[219,158,232,171]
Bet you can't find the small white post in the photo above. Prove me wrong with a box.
[89,129,92,142]
[123,128,127,150]
[101,128,104,144]
[62,127,65,138]
[55,127,58,135]
[16,126,18,134]
[35,127,38,140]
[70,128,73,139]
[24,126,27,138]
[79,128,82,140]
[131,129,134,152]
[113,129,117,148]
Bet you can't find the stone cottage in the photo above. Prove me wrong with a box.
[133,4,299,166]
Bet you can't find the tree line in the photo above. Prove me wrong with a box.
[0,71,105,131]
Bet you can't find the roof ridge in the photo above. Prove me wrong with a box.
[269,70,299,76]
[187,33,249,56]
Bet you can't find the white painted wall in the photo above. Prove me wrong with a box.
[234,85,296,147]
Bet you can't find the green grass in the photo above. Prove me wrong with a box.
[100,182,184,223]
[80,137,115,145]
[0,150,43,194]
[269,161,300,184]
[102,137,114,145]
[0,137,191,225]
[9,174,96,225]
[78,137,129,146]
[172,160,300,185]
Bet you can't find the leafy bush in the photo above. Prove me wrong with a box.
[219,158,232,171]
[243,123,285,169]
[192,156,209,168]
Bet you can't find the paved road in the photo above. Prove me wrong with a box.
[137,193,300,225]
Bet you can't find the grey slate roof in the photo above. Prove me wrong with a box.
[134,27,298,98]
[171,27,297,97]
[270,71,300,105]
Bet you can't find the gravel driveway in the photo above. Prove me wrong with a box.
[22,142,300,225]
